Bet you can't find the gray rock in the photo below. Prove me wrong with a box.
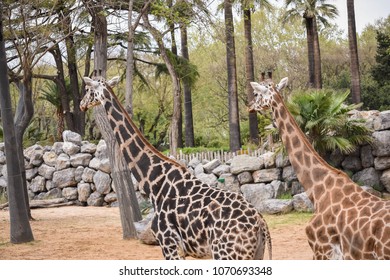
[55,153,71,170]
[52,168,77,188]
[293,192,314,212]
[80,141,97,154]
[203,159,221,173]
[328,148,344,168]
[93,170,112,194]
[212,164,230,176]
[26,167,38,181]
[78,183,92,202]
[230,155,263,175]
[0,151,6,165]
[352,167,381,188]
[45,180,54,191]
[89,157,111,173]
[95,140,107,159]
[374,157,390,171]
[360,145,374,168]
[38,164,56,180]
[188,157,201,169]
[62,130,82,145]
[282,165,297,182]
[373,110,390,131]
[42,188,63,199]
[24,144,44,166]
[275,153,290,168]
[271,180,288,198]
[87,191,104,206]
[237,171,253,184]
[0,176,7,188]
[380,169,390,193]
[341,155,362,172]
[253,168,281,183]
[291,181,305,195]
[62,142,80,155]
[260,151,276,168]
[196,172,218,187]
[75,166,84,182]
[259,199,294,214]
[62,187,78,200]
[29,175,46,193]
[70,153,92,167]
[82,167,97,183]
[241,183,274,207]
[194,164,204,176]
[52,142,64,155]
[217,173,240,193]
[372,131,390,157]
[43,151,57,167]
[104,192,117,203]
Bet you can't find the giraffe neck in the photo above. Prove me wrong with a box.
[101,87,185,197]
[271,92,353,201]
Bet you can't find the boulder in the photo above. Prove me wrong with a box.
[237,171,253,184]
[95,140,107,159]
[292,192,314,212]
[55,153,71,170]
[62,130,82,145]
[373,110,390,131]
[82,167,97,183]
[93,170,112,194]
[62,142,80,155]
[380,169,390,193]
[0,151,6,165]
[212,164,230,176]
[87,191,104,206]
[41,188,63,200]
[203,159,221,173]
[38,164,56,180]
[282,165,297,182]
[241,183,274,208]
[271,180,288,198]
[374,157,390,171]
[352,167,381,188]
[372,131,390,157]
[230,155,263,175]
[89,157,111,173]
[259,199,294,214]
[260,151,276,168]
[70,153,92,167]
[43,151,57,167]
[291,181,305,195]
[360,145,374,168]
[216,173,240,193]
[62,187,78,200]
[52,168,77,188]
[104,192,117,204]
[52,142,64,155]
[29,175,46,193]
[78,183,92,202]
[26,167,38,181]
[75,166,84,182]
[341,155,362,172]
[194,164,204,176]
[196,172,218,187]
[253,168,281,183]
[24,144,44,166]
[188,157,201,169]
[81,141,97,154]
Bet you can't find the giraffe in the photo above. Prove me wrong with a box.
[80,76,272,260]
[249,77,390,260]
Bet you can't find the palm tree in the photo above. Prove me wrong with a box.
[347,0,361,104]
[225,0,241,152]
[286,89,372,157]
[283,0,338,89]
[240,0,272,145]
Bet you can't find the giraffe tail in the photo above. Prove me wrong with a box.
[254,216,272,260]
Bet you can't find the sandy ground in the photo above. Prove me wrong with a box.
[0,206,313,260]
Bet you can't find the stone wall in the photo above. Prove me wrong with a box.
[0,110,389,214]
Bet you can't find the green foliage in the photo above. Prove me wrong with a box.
[286,89,373,156]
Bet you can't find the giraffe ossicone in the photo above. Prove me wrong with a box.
[250,77,390,260]
[81,76,272,260]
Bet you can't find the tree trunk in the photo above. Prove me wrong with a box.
[224,0,241,152]
[125,0,135,116]
[347,0,361,104]
[305,16,315,88]
[244,8,259,145]
[180,24,195,147]
[0,5,34,243]
[313,18,322,89]
[87,0,141,239]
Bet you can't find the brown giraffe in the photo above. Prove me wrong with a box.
[80,76,272,260]
[249,77,390,260]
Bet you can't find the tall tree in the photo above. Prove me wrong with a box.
[241,0,272,145]
[347,0,361,104]
[84,0,141,239]
[283,0,338,89]
[0,1,34,244]
[225,0,241,152]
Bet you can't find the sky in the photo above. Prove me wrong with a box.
[333,0,390,34]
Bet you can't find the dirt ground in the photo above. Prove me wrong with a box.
[0,206,313,260]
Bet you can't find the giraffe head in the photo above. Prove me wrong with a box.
[80,76,120,111]
[248,77,288,112]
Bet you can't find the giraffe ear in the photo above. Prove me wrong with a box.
[83,77,100,88]
[107,76,120,88]
[250,82,267,93]
[276,77,288,91]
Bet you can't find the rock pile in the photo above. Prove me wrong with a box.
[0,110,390,214]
